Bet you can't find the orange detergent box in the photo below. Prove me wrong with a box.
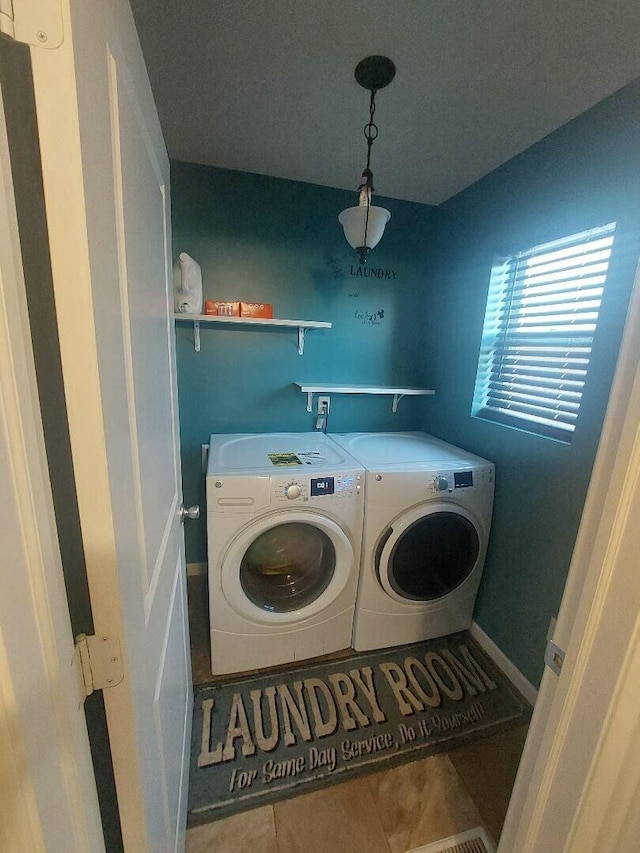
[204,300,240,316]
[240,301,273,319]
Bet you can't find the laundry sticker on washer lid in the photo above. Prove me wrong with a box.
[268,452,303,466]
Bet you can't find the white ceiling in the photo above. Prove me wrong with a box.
[130,0,640,206]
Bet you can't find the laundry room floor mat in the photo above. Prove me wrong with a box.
[187,631,531,826]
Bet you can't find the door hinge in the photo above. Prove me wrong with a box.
[0,0,63,49]
[544,638,565,677]
[74,633,124,701]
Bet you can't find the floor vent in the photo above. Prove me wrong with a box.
[406,826,496,853]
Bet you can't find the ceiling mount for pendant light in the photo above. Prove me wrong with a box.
[339,55,395,264]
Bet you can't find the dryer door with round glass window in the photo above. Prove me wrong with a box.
[377,504,481,604]
[221,511,354,624]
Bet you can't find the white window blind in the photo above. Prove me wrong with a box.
[472,222,616,442]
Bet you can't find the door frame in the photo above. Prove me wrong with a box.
[0,76,104,853]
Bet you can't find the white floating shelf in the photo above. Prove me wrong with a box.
[295,383,435,413]
[174,314,331,354]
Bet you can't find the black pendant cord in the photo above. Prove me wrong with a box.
[359,89,378,263]
[364,88,378,174]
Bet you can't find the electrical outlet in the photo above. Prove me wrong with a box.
[317,395,331,415]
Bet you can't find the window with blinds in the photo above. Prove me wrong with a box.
[472,222,616,442]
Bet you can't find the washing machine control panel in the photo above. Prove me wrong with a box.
[274,472,362,502]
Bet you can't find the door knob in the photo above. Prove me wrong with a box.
[180,504,200,522]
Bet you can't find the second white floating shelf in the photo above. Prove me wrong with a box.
[295,383,435,413]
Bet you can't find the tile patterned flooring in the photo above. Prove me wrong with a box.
[186,575,529,852]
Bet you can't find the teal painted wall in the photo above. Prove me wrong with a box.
[171,163,438,562]
[173,81,640,687]
[420,80,640,686]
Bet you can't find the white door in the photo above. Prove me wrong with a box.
[499,260,640,851]
[0,79,104,852]
[29,0,192,850]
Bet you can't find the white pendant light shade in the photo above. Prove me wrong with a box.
[338,205,391,251]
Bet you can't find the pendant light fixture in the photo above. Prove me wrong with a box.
[339,55,396,264]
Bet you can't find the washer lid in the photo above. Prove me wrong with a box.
[329,432,490,471]
[207,432,362,476]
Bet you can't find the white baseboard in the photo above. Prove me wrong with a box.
[470,621,538,707]
[186,561,207,577]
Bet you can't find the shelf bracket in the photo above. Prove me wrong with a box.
[305,390,314,413]
[392,393,405,413]
[297,326,306,356]
[193,320,201,352]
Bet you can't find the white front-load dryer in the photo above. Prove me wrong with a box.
[206,433,364,675]
[328,432,494,651]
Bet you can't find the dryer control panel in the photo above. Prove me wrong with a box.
[428,465,494,493]
[273,472,362,503]
[431,470,475,492]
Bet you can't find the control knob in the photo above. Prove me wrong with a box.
[434,475,449,492]
[285,483,302,500]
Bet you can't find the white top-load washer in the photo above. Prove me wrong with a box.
[328,432,494,651]
[206,433,364,675]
